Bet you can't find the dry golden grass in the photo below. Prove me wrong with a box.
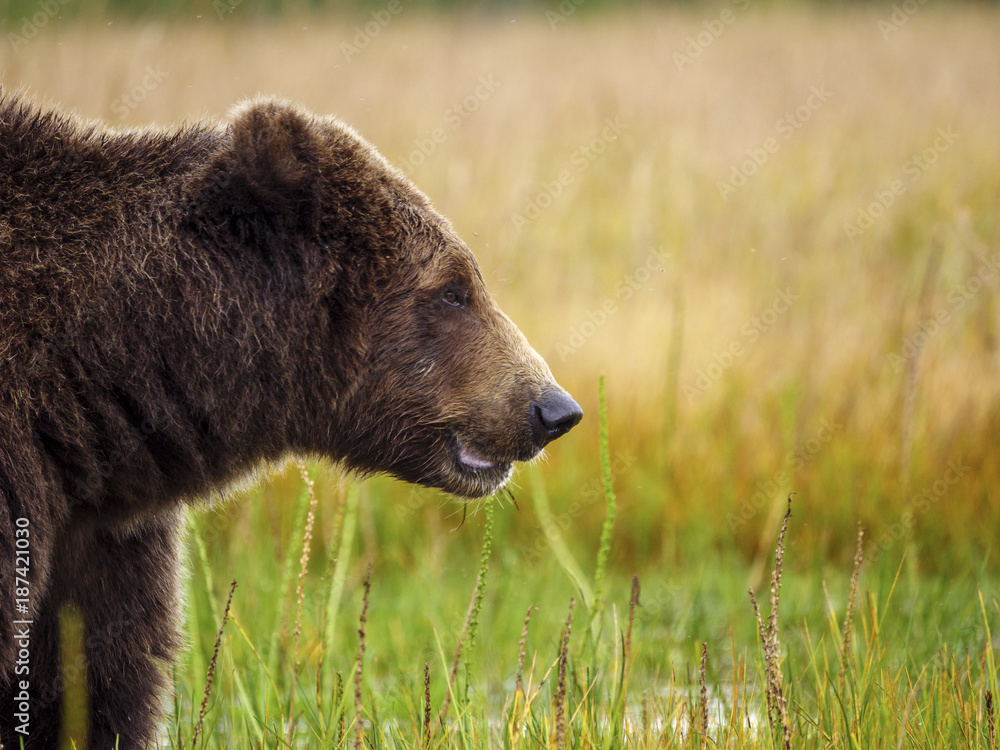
[4,4,999,564]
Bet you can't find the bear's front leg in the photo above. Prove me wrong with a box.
[0,591,63,749]
[64,512,183,750]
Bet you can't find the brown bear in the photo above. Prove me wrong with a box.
[0,90,581,748]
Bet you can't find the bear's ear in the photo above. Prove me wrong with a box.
[186,99,324,251]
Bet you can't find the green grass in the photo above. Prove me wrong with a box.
[160,386,1000,748]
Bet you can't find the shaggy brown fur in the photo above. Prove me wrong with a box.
[0,91,581,748]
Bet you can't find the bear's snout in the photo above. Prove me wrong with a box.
[529,389,583,449]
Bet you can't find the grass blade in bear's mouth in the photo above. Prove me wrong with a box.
[456,439,496,471]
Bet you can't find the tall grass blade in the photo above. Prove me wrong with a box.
[323,481,361,656]
[592,375,617,639]
[192,579,237,749]
[189,519,259,746]
[286,461,318,745]
[438,501,494,731]
[264,463,316,685]
[529,464,593,609]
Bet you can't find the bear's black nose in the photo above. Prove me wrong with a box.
[530,390,583,449]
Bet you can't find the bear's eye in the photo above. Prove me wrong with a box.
[441,289,464,307]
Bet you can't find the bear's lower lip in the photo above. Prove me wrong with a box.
[451,434,513,481]
[457,440,496,471]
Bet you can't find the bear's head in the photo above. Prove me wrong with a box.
[185,99,581,498]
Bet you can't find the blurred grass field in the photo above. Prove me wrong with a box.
[3,3,1000,746]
